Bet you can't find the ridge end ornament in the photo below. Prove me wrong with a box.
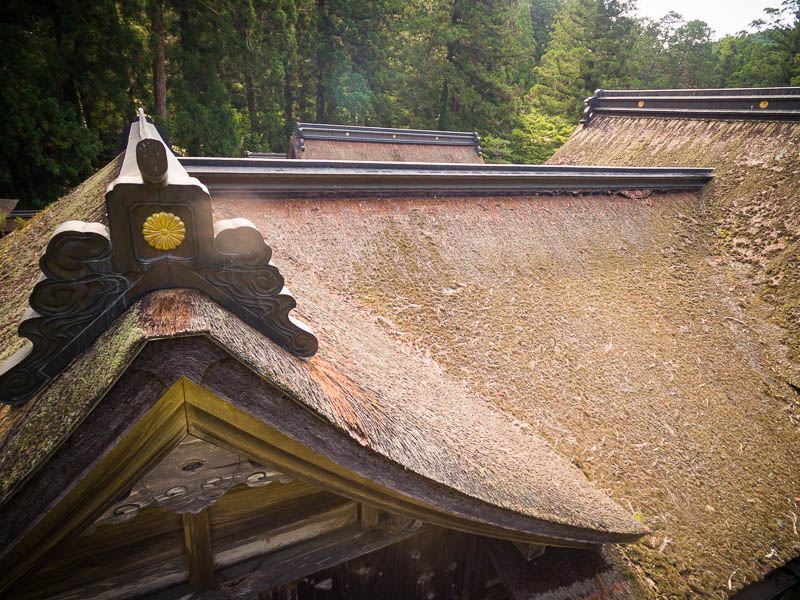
[0,110,317,406]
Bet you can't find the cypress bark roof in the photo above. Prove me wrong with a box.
[550,114,800,598]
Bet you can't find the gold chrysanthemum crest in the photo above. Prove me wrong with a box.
[142,212,185,251]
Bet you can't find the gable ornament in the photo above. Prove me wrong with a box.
[0,110,317,406]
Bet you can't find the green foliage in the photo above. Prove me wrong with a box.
[483,107,574,163]
[1,0,799,207]
[0,4,107,209]
[169,0,240,156]
[755,0,800,84]
[531,0,638,118]
[530,0,565,63]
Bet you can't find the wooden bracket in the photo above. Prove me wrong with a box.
[512,541,546,561]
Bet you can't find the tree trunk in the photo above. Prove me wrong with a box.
[315,0,327,122]
[246,72,258,133]
[284,60,294,133]
[437,79,449,130]
[437,41,455,130]
[179,0,191,81]
[151,0,167,122]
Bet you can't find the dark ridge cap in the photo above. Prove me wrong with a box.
[245,151,287,159]
[0,112,318,406]
[292,122,483,156]
[178,156,713,197]
[582,87,800,125]
[598,87,800,97]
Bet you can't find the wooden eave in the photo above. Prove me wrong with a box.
[0,376,424,598]
[0,325,643,594]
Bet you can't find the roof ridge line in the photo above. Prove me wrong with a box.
[582,87,800,125]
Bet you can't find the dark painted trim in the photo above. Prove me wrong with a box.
[582,87,800,125]
[0,112,317,406]
[178,157,713,198]
[731,558,800,600]
[292,122,483,157]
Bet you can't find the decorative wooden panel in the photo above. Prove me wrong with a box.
[91,435,294,529]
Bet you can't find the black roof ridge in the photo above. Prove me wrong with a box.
[291,122,483,155]
[597,87,800,97]
[178,156,713,197]
[582,87,800,125]
[295,122,478,137]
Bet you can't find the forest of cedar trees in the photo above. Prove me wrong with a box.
[1,0,799,209]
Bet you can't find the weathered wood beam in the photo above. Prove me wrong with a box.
[181,510,216,591]
[359,503,381,529]
[512,541,546,561]
[0,380,188,594]
[215,521,424,598]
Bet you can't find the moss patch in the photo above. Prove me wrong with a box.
[0,155,121,454]
[224,189,800,599]
[550,117,800,598]
[552,118,800,390]
[0,305,146,506]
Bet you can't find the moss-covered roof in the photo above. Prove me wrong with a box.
[206,183,800,599]
[288,123,483,163]
[1,114,798,599]
[0,156,121,443]
[0,155,648,557]
[550,116,800,598]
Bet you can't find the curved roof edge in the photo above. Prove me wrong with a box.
[582,86,800,125]
[0,290,646,577]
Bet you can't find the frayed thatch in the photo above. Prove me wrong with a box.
[0,155,121,445]
[0,288,645,545]
[548,116,800,598]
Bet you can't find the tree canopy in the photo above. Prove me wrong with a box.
[1,0,798,208]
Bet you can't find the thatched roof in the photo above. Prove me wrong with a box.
[550,113,800,597]
[0,156,121,442]
[2,102,797,599]
[6,144,710,590]
[287,123,484,163]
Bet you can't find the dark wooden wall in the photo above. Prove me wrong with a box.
[259,527,499,600]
